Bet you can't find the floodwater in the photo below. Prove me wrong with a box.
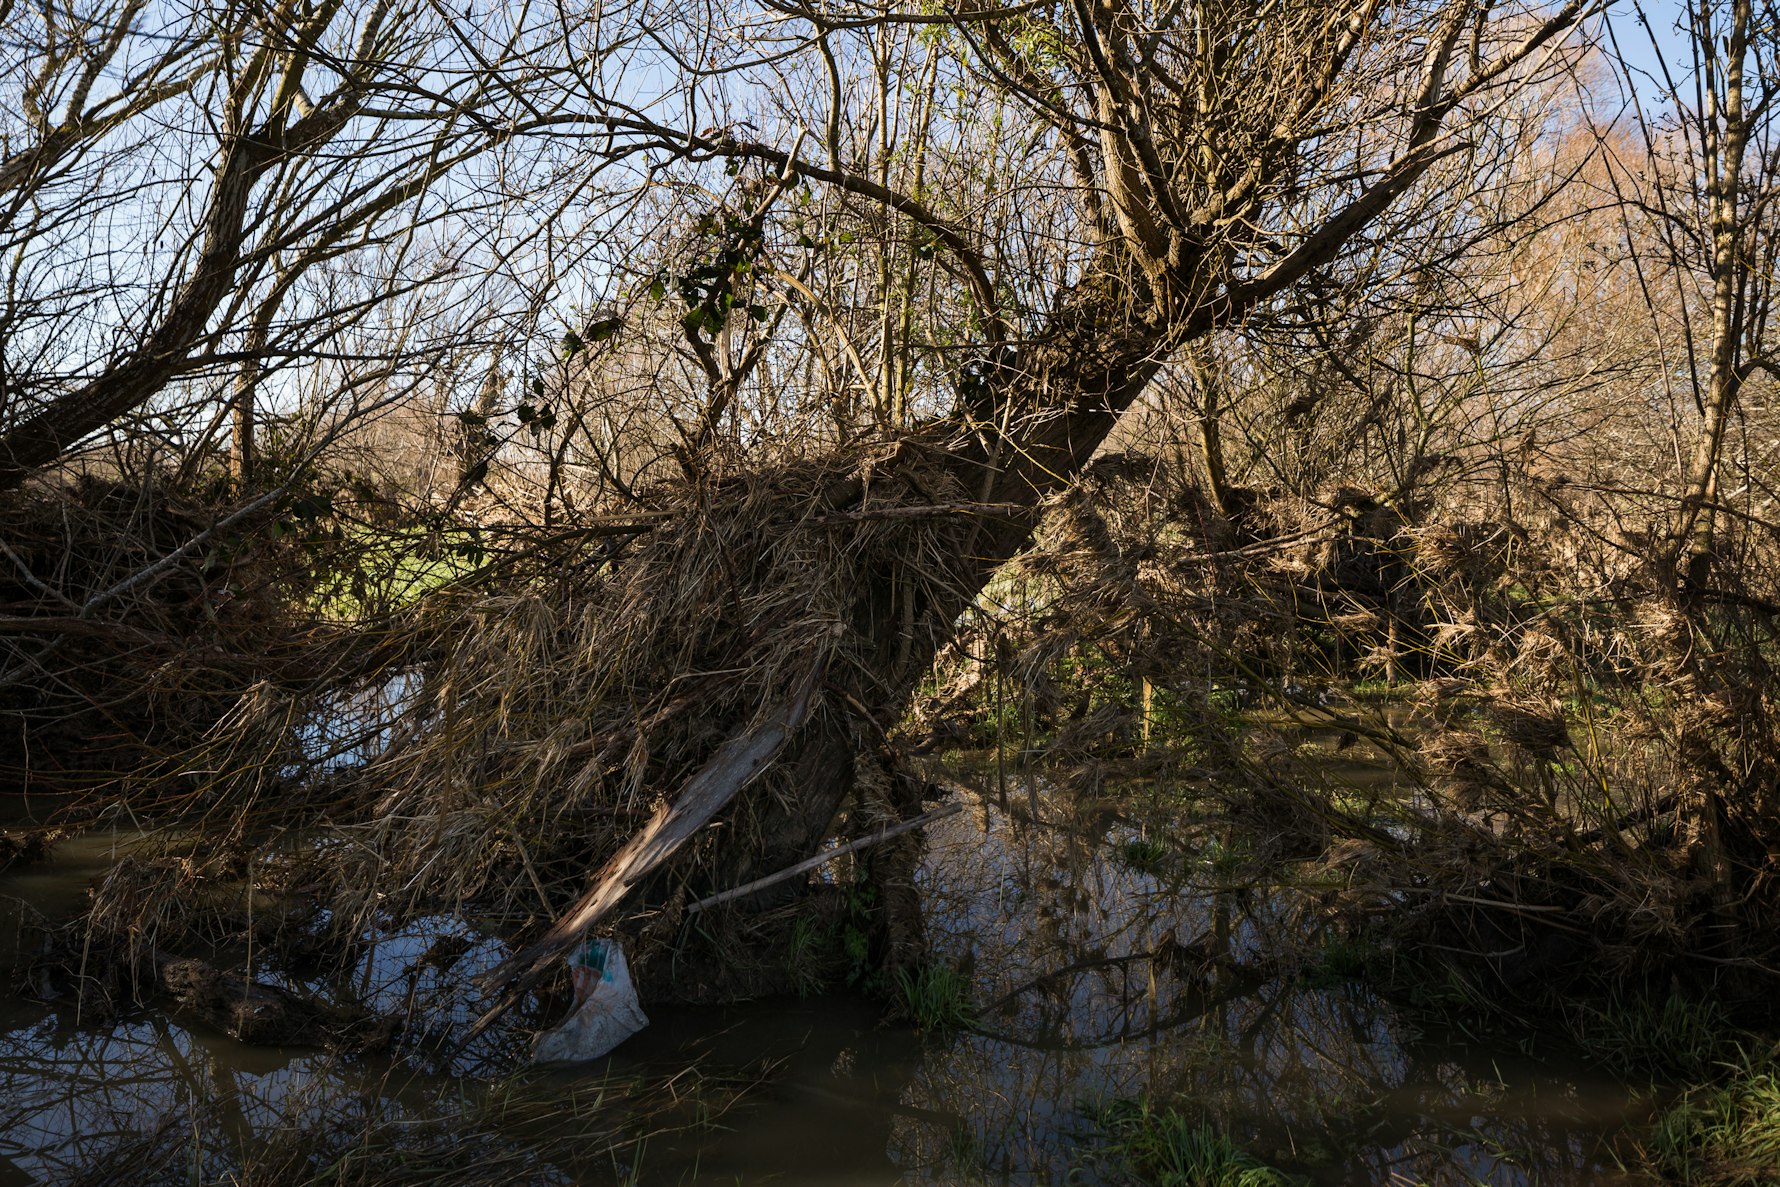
[0,776,1650,1185]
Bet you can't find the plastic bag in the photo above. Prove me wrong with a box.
[531,938,649,1063]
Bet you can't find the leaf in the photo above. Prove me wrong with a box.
[584,315,623,342]
[456,410,487,428]
[684,307,724,336]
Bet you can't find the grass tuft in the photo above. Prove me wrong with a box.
[897,962,976,1032]
[1119,835,1172,877]
[1646,1054,1780,1186]
[1087,1099,1296,1187]
[1571,991,1737,1082]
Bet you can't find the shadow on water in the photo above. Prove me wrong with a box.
[0,776,1649,1185]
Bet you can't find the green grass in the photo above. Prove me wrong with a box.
[1086,1099,1296,1187]
[1195,834,1252,877]
[1347,678,1409,702]
[897,962,977,1032]
[308,525,487,619]
[942,1119,991,1186]
[1648,1055,1780,1185]
[1119,835,1172,877]
[1571,991,1737,1082]
[1207,687,1246,715]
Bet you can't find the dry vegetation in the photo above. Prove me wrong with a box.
[3,1,1780,1178]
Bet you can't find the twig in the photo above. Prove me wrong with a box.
[802,502,1027,525]
[686,802,962,914]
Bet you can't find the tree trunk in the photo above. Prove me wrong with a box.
[658,255,1190,935]
[1183,344,1235,518]
[1675,0,1752,557]
[230,313,272,491]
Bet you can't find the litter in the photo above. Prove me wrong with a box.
[531,938,648,1063]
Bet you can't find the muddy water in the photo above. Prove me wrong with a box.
[0,784,1646,1185]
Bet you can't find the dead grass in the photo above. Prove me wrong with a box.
[57,438,1001,1016]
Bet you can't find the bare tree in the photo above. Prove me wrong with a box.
[4,0,1636,992]
[1603,0,1780,557]
[451,0,1622,988]
[0,0,621,490]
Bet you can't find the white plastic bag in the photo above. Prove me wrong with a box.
[531,938,649,1063]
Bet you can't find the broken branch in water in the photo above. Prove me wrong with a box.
[684,802,963,915]
[464,646,834,1039]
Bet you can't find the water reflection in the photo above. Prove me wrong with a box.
[891,792,1640,1186]
[0,784,1644,1185]
[0,1007,314,1183]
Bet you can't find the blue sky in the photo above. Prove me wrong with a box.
[1604,1,1704,106]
